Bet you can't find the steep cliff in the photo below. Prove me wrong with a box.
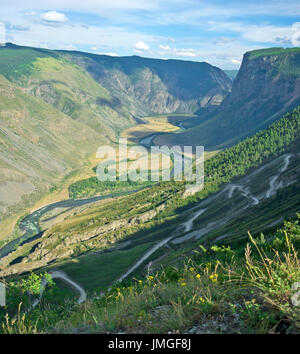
[220,47,300,135]
[158,47,300,149]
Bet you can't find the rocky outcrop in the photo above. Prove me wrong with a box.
[159,48,300,149]
[0,203,167,276]
[220,49,300,131]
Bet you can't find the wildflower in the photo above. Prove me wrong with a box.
[209,273,218,282]
[251,299,256,304]
[189,267,195,272]
[196,274,201,279]
[147,276,154,281]
[181,282,186,286]
[138,280,142,284]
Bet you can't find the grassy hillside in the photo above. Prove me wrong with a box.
[0,44,232,122]
[0,45,53,80]
[0,44,134,139]
[1,216,299,334]
[1,107,300,334]
[0,73,106,221]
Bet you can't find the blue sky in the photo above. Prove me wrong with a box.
[1,0,300,69]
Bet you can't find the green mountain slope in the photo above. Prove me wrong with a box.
[0,73,105,217]
[0,44,134,139]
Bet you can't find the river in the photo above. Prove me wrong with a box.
[0,117,189,260]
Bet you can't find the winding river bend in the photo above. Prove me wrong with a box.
[1,117,195,306]
[0,117,189,260]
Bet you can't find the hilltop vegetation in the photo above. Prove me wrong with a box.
[0,45,52,80]
[248,47,300,59]
[68,178,153,199]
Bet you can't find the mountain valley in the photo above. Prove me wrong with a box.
[0,44,299,335]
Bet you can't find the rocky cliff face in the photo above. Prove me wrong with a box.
[159,48,300,149]
[220,49,300,130]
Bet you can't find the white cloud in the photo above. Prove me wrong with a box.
[134,41,150,50]
[24,11,37,16]
[231,58,241,65]
[159,44,171,50]
[175,48,196,57]
[175,51,196,57]
[8,22,157,56]
[207,21,300,45]
[65,44,77,50]
[0,22,6,44]
[97,52,119,56]
[40,11,68,23]
[291,22,300,46]
[134,49,144,55]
